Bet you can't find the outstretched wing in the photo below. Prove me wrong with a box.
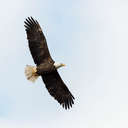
[42,70,75,109]
[24,17,54,65]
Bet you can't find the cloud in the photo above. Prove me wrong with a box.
[1,0,128,128]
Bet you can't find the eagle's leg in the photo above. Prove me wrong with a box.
[25,65,39,83]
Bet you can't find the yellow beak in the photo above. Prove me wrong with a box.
[62,64,66,66]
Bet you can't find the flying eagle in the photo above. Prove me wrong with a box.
[24,17,74,109]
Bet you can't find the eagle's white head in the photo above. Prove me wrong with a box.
[54,62,66,69]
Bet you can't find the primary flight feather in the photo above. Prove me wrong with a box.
[24,17,75,109]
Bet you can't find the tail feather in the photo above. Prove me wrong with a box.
[25,65,39,82]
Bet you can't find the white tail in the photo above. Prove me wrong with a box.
[25,65,39,83]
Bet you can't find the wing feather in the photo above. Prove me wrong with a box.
[24,17,53,65]
[42,70,75,109]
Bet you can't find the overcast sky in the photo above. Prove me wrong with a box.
[1,0,128,128]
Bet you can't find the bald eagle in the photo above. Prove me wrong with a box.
[24,17,74,109]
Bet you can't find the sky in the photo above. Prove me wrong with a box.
[1,0,128,127]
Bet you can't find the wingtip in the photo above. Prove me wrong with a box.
[61,96,75,110]
[24,16,39,31]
